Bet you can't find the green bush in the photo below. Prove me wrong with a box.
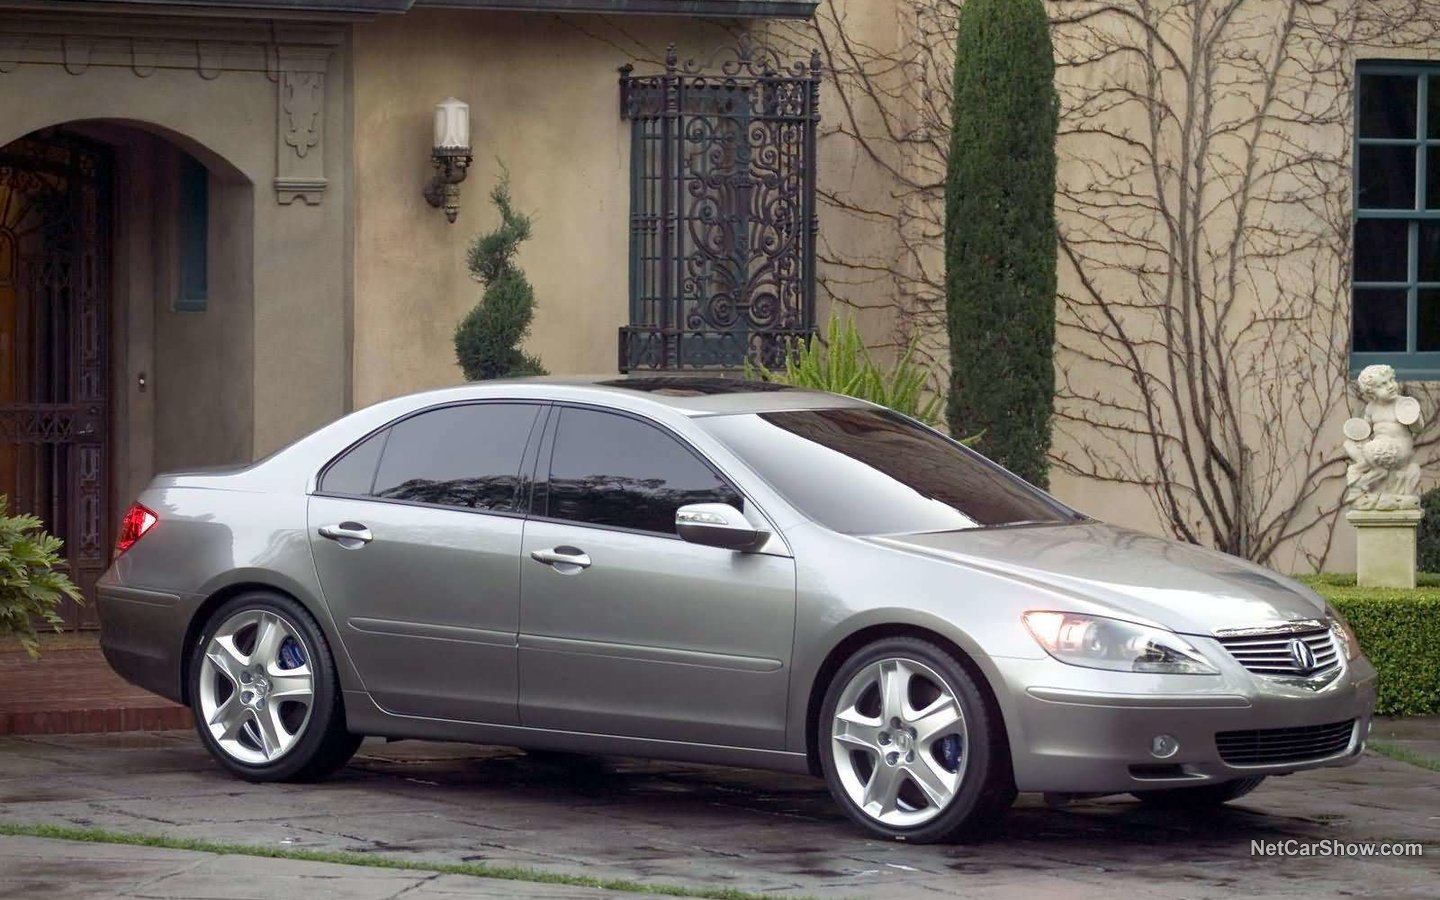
[1299,575,1440,717]
[746,315,944,426]
[1416,488,1440,573]
[944,0,1058,486]
[454,174,546,380]
[0,495,82,658]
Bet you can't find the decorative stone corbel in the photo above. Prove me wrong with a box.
[273,48,329,205]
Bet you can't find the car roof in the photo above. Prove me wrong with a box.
[397,375,870,417]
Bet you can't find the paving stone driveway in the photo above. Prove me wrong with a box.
[1,731,1437,898]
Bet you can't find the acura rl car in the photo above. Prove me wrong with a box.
[97,377,1378,843]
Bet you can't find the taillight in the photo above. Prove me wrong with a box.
[115,503,158,556]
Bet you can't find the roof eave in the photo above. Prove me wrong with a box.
[413,0,818,18]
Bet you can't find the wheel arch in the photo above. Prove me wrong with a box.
[180,573,352,706]
[803,621,1014,778]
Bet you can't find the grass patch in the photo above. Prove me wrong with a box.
[1370,741,1440,774]
[0,821,813,900]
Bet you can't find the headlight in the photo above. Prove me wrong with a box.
[1023,611,1218,675]
[1327,607,1361,660]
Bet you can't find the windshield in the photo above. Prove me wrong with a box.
[700,407,1081,535]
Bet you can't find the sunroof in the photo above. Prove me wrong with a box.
[598,377,795,397]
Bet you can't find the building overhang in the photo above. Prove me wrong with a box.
[6,0,818,17]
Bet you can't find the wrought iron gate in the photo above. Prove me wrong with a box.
[619,39,821,371]
[0,133,111,628]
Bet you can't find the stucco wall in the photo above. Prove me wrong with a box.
[352,11,748,405]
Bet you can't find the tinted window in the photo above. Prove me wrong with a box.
[319,429,388,495]
[370,404,540,512]
[547,408,741,534]
[701,408,1078,535]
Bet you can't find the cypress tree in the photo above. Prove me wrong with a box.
[944,0,1058,487]
[455,176,546,380]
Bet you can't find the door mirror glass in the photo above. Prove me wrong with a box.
[675,503,767,551]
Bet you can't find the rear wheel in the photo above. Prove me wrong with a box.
[818,637,1014,843]
[1132,776,1265,809]
[189,591,360,782]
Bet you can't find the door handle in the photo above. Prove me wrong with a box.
[530,546,591,570]
[318,522,373,546]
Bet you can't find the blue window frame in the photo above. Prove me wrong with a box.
[176,154,208,312]
[1352,63,1440,378]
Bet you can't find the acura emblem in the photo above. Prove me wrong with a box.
[1289,638,1316,673]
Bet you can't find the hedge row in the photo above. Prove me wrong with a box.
[1299,575,1440,717]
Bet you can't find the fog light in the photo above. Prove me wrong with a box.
[1151,734,1180,759]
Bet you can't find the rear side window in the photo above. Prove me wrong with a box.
[323,403,540,513]
[319,430,387,496]
[546,407,741,535]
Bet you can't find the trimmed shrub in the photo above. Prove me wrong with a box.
[454,174,546,380]
[1300,575,1440,717]
[944,0,1058,486]
[746,315,944,426]
[1417,488,1440,573]
[0,495,82,657]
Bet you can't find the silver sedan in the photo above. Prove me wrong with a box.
[97,377,1377,843]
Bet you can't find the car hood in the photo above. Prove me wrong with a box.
[867,522,1326,636]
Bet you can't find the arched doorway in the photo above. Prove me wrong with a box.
[0,131,111,628]
[1,121,258,628]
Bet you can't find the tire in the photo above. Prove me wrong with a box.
[188,590,361,783]
[1131,776,1265,809]
[818,637,1015,843]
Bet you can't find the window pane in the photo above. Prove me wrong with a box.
[1355,219,1410,282]
[1352,288,1409,352]
[1357,145,1417,209]
[1359,73,1418,139]
[701,409,1077,536]
[547,408,741,534]
[1421,222,1440,281]
[1430,75,1440,138]
[372,404,540,511]
[1429,148,1440,209]
[1420,289,1440,350]
[319,429,387,496]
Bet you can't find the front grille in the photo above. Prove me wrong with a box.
[1216,626,1340,678]
[1216,719,1356,766]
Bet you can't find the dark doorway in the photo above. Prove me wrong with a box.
[0,131,112,629]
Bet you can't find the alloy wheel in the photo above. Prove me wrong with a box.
[197,609,315,765]
[830,657,968,828]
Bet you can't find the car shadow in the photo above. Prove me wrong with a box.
[340,742,1349,860]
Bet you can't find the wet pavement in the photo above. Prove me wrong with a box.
[0,730,1437,898]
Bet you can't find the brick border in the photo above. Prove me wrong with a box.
[0,705,193,736]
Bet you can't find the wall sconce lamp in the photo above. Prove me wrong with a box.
[423,97,473,223]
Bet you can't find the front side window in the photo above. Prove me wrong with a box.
[546,407,741,535]
[1353,64,1440,376]
[321,403,540,513]
[700,408,1079,536]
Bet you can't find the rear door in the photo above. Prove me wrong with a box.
[308,401,545,724]
[517,405,796,749]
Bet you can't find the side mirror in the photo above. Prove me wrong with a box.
[675,503,768,552]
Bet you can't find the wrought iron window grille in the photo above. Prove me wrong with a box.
[618,39,821,372]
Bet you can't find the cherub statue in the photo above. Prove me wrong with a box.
[1343,364,1423,510]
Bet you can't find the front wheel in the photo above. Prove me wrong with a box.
[189,591,361,782]
[1132,776,1266,809]
[818,637,1015,843]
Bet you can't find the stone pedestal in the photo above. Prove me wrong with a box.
[1347,508,1423,588]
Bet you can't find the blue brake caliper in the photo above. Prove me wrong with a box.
[278,637,307,670]
[936,734,963,772]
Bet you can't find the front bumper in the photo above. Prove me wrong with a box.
[993,648,1379,794]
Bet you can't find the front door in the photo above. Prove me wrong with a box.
[0,132,111,628]
[308,401,545,724]
[518,405,796,750]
